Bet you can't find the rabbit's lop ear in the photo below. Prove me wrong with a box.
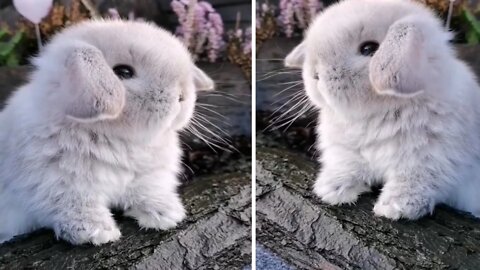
[64,45,126,123]
[193,66,214,91]
[285,42,306,68]
[369,18,427,98]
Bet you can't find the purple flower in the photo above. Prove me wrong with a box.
[172,0,225,62]
[277,0,323,37]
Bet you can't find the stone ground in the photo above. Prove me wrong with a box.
[256,245,293,270]
[0,63,252,269]
[256,39,480,269]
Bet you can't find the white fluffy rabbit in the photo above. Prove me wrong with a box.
[285,0,480,220]
[0,20,214,245]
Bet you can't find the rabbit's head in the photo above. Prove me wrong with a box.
[32,20,213,135]
[285,0,453,112]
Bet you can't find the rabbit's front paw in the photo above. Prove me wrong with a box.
[126,199,186,230]
[55,217,121,245]
[313,174,370,205]
[373,192,434,220]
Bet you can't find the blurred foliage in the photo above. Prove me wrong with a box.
[0,0,253,68]
[0,0,92,67]
[227,33,251,82]
[0,28,23,67]
[460,3,480,44]
[255,2,276,50]
[2,0,91,40]
[417,0,460,14]
[417,0,480,44]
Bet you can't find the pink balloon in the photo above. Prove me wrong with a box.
[13,0,53,24]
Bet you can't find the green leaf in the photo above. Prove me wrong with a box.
[0,42,10,56]
[10,31,23,45]
[463,9,480,35]
[5,53,19,67]
[466,29,480,45]
[0,29,6,40]
[0,44,14,57]
[0,32,23,57]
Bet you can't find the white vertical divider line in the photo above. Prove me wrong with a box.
[251,0,257,268]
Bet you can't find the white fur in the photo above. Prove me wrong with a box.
[0,20,214,244]
[286,0,480,219]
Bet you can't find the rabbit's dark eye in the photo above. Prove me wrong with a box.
[113,64,135,79]
[313,74,319,80]
[359,41,379,56]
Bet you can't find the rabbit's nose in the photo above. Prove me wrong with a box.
[179,93,185,102]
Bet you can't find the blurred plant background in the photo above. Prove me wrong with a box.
[0,0,252,78]
[256,0,480,50]
[0,28,22,66]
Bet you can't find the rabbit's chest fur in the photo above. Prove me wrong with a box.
[0,110,181,208]
[318,93,480,184]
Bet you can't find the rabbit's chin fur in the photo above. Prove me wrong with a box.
[288,0,480,220]
[0,20,214,245]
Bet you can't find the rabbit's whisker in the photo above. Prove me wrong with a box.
[265,94,314,132]
[270,91,305,117]
[187,116,237,153]
[196,105,229,120]
[278,80,304,85]
[194,112,232,136]
[201,94,248,105]
[191,119,232,146]
[257,69,301,82]
[273,82,304,98]
[185,124,222,152]
[196,103,219,108]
